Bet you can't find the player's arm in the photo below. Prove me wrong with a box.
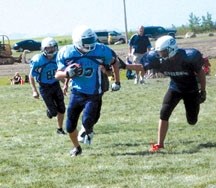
[62,77,70,96]
[196,68,206,103]
[126,63,144,72]
[55,70,67,80]
[55,63,82,80]
[111,57,120,83]
[197,68,206,92]
[108,57,121,91]
[116,55,144,72]
[29,73,39,99]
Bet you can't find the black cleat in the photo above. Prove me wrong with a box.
[70,146,82,157]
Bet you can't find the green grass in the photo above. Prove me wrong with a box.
[1,39,216,187]
[0,72,216,187]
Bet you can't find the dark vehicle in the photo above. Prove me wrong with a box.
[12,39,41,52]
[144,26,177,39]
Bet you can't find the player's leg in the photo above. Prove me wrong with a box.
[150,89,181,152]
[66,93,84,156]
[39,86,58,118]
[81,94,102,144]
[54,83,66,134]
[132,54,140,84]
[78,96,103,143]
[183,91,200,125]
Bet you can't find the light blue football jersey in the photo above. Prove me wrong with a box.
[56,43,113,95]
[30,54,58,84]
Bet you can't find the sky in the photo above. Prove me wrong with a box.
[1,0,215,39]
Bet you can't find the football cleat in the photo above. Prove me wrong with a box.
[70,146,82,157]
[57,128,66,135]
[83,132,94,145]
[149,143,164,153]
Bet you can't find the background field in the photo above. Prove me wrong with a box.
[0,36,216,188]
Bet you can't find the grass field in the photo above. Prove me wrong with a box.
[1,37,216,187]
[1,67,216,187]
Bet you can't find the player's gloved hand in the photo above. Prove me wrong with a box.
[66,64,83,78]
[111,82,121,91]
[199,90,206,103]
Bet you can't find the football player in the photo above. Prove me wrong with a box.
[29,37,66,135]
[55,25,121,157]
[125,35,206,152]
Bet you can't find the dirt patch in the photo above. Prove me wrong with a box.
[115,35,216,60]
[1,35,215,77]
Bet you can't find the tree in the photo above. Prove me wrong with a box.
[201,12,214,31]
[188,13,201,33]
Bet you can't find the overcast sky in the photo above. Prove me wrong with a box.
[1,0,215,39]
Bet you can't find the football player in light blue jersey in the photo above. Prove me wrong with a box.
[55,25,121,157]
[29,37,66,135]
[57,43,112,94]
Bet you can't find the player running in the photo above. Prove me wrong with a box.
[29,37,66,135]
[55,25,121,157]
[125,35,206,152]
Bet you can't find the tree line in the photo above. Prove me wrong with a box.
[177,12,216,35]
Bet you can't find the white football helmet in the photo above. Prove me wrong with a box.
[41,37,58,58]
[72,25,97,53]
[155,35,178,59]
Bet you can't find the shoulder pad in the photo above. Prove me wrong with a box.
[184,48,202,61]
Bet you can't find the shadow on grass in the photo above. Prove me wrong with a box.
[110,142,164,156]
[110,142,216,156]
[198,142,216,148]
[180,142,216,154]
[111,150,152,156]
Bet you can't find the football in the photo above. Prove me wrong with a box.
[66,63,83,78]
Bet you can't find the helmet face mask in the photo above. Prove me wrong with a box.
[41,37,58,58]
[155,35,178,60]
[81,36,96,51]
[72,25,97,53]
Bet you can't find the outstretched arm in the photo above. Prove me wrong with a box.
[126,63,144,72]
[117,56,144,72]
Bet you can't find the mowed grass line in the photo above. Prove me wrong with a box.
[0,75,216,188]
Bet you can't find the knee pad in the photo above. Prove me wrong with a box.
[187,118,197,125]
[66,124,76,133]
[160,105,171,121]
[66,120,77,133]
[58,105,66,114]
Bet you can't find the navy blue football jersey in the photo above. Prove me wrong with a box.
[129,34,151,54]
[141,49,204,92]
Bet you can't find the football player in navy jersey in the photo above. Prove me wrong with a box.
[125,35,206,152]
[29,37,66,135]
[55,25,121,157]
